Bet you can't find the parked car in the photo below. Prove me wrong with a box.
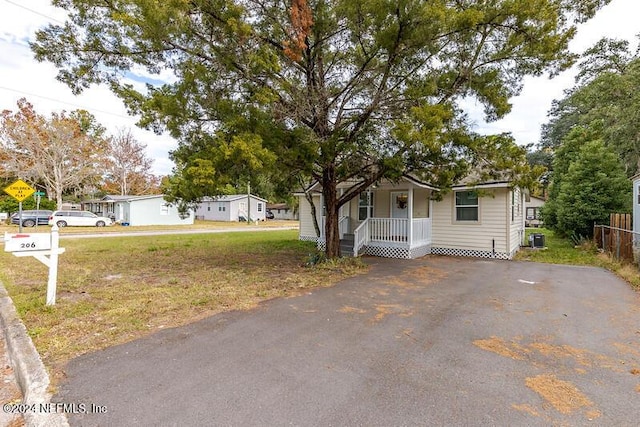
[10,210,53,227]
[48,210,113,227]
[266,209,275,220]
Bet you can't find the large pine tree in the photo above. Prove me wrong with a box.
[33,0,609,256]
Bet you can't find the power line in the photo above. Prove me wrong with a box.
[3,0,66,25]
[0,85,134,120]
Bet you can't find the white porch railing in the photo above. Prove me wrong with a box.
[319,216,350,239]
[369,218,409,243]
[339,216,349,238]
[353,220,369,257]
[412,218,432,247]
[354,218,432,256]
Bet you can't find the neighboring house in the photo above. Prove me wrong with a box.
[267,203,298,220]
[82,195,194,226]
[195,194,268,222]
[60,202,81,211]
[296,176,525,260]
[525,195,545,227]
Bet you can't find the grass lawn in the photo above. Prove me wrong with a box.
[0,219,298,235]
[515,228,640,290]
[0,229,366,381]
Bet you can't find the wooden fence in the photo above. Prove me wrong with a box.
[593,214,636,263]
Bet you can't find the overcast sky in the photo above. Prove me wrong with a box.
[1,0,639,176]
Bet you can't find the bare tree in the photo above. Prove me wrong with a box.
[0,99,104,208]
[103,128,157,195]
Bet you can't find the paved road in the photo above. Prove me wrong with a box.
[55,257,640,426]
[56,225,298,239]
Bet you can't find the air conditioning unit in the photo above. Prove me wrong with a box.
[529,233,545,248]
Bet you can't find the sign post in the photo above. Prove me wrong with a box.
[34,191,45,230]
[4,225,65,306]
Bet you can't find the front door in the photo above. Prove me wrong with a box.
[391,191,409,219]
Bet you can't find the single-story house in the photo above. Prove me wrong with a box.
[195,194,268,222]
[82,195,194,226]
[267,203,298,220]
[296,176,525,260]
[525,195,545,227]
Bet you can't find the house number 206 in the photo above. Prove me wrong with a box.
[20,242,37,249]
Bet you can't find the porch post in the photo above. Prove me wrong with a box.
[408,187,413,247]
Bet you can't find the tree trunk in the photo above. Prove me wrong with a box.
[322,165,340,258]
[304,190,321,238]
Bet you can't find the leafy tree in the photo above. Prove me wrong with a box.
[554,138,630,237]
[32,0,608,257]
[0,195,56,216]
[541,126,596,231]
[542,36,640,174]
[0,99,106,208]
[102,128,160,195]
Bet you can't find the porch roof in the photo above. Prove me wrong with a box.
[294,174,440,195]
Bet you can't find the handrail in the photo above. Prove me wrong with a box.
[353,219,369,257]
[338,215,349,238]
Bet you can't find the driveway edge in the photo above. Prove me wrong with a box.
[0,281,68,427]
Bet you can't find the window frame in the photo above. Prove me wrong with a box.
[454,190,479,222]
[358,191,374,221]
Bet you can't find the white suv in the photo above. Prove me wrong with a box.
[48,210,113,227]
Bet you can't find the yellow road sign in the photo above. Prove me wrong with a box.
[3,179,36,202]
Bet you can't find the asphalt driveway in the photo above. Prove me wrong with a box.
[55,257,640,426]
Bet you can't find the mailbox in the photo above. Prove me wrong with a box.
[4,233,52,252]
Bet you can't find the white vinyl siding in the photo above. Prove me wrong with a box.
[298,194,322,239]
[508,188,525,255]
[432,188,509,254]
[125,196,194,226]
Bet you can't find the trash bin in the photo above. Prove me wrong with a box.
[530,233,545,248]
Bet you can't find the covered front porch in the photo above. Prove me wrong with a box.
[316,178,435,259]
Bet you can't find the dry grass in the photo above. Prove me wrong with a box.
[0,219,298,235]
[0,229,366,377]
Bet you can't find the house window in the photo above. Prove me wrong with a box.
[218,206,226,212]
[160,204,170,215]
[359,191,374,221]
[526,207,540,220]
[207,206,211,211]
[257,203,263,212]
[455,191,478,221]
[511,189,522,222]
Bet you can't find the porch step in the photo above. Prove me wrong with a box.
[340,233,355,257]
[341,233,354,243]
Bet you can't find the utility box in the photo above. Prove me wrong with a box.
[529,233,545,248]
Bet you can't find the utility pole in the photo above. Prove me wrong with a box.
[247,180,251,224]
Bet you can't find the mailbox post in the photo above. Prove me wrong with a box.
[4,224,65,306]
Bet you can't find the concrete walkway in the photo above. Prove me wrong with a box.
[54,257,640,426]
